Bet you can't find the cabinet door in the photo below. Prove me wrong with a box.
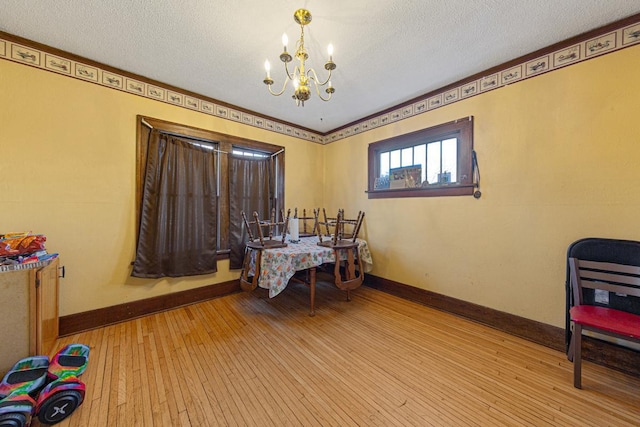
[36,258,59,355]
[0,269,33,373]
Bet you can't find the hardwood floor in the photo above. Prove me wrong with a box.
[43,277,640,426]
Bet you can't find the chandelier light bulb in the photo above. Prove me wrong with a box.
[264,60,271,77]
[282,33,288,48]
[327,44,334,57]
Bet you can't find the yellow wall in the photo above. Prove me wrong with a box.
[0,59,324,316]
[2,44,639,328]
[323,45,640,327]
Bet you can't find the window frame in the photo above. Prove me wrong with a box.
[367,116,474,199]
[136,115,284,259]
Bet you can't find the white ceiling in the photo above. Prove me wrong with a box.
[1,1,639,133]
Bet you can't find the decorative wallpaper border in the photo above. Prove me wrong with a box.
[0,35,324,144]
[324,19,640,143]
[1,17,639,145]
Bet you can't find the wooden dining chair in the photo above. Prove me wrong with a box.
[239,209,290,291]
[315,209,366,300]
[318,208,341,240]
[291,208,319,237]
[317,208,365,245]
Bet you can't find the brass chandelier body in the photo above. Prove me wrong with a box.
[263,9,336,106]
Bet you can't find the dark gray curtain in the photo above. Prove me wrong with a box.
[229,156,272,269]
[132,130,218,278]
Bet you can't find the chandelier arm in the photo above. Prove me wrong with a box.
[266,78,290,97]
[307,72,333,102]
[309,73,323,96]
[316,90,333,102]
[283,61,297,81]
[307,68,332,87]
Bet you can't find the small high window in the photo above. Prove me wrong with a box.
[368,117,474,198]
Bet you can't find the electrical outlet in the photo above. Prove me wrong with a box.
[594,289,609,305]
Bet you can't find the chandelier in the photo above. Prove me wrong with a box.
[263,9,336,106]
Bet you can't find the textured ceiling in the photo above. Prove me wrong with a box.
[1,1,639,133]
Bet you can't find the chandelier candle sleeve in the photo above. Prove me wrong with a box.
[263,8,337,106]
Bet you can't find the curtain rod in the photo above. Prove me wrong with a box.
[141,118,228,153]
[271,148,285,157]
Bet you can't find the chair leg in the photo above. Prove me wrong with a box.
[567,333,574,362]
[332,248,363,292]
[240,248,260,292]
[573,323,582,389]
[239,248,251,290]
[309,267,316,317]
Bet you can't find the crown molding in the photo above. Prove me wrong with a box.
[2,12,639,145]
[0,30,325,144]
[324,12,640,143]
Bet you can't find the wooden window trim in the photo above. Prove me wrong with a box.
[135,115,284,257]
[367,117,474,199]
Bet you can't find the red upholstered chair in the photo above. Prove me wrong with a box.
[568,257,640,388]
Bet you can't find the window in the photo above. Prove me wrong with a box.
[232,148,269,158]
[135,116,284,267]
[368,117,474,198]
[133,131,219,277]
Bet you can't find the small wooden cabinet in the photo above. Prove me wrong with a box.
[0,258,59,374]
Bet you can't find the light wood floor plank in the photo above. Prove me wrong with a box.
[203,302,325,426]
[234,296,380,426]
[33,278,640,426]
[154,312,188,426]
[232,304,364,425]
[190,305,286,426]
[202,302,305,426]
[106,336,121,425]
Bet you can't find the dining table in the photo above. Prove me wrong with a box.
[245,235,373,315]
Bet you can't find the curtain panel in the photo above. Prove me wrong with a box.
[132,130,218,278]
[228,156,272,269]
